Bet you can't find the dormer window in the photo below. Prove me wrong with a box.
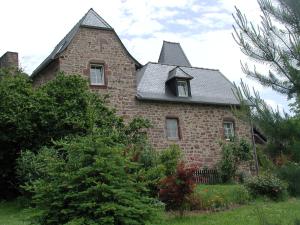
[166,66,193,98]
[177,80,189,97]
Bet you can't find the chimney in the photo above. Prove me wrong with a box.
[0,52,19,69]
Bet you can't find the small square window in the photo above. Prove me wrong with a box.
[177,80,189,97]
[90,64,104,85]
[166,118,179,139]
[223,121,234,140]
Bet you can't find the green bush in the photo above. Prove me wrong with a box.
[0,71,34,198]
[159,144,182,176]
[277,162,300,196]
[217,139,252,183]
[0,71,127,198]
[23,135,158,225]
[244,173,288,200]
[132,144,182,198]
[133,143,166,197]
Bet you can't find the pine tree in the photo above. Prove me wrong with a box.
[233,0,300,101]
[233,0,300,163]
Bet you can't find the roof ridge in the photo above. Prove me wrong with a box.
[148,62,220,71]
[163,40,180,44]
[177,42,191,67]
[84,8,112,29]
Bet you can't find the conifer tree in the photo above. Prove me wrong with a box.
[233,0,300,163]
[233,0,300,102]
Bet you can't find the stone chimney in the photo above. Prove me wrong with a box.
[0,52,19,69]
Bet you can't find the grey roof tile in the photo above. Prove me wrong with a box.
[167,66,193,81]
[158,41,191,67]
[136,63,240,105]
[81,9,112,29]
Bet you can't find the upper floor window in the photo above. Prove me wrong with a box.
[166,118,180,140]
[223,121,234,140]
[177,80,189,97]
[90,64,104,85]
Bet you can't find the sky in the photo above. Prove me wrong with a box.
[0,0,291,112]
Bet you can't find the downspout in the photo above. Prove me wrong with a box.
[250,115,259,175]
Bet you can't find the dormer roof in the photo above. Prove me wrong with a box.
[158,41,191,67]
[167,66,193,82]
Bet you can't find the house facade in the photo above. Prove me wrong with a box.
[31,9,252,168]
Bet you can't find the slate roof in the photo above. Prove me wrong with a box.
[31,8,141,77]
[167,66,193,81]
[158,41,191,67]
[136,62,239,105]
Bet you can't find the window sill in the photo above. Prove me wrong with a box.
[167,137,180,141]
[89,84,107,89]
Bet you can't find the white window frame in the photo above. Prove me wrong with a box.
[177,80,189,97]
[90,64,104,85]
[223,121,235,140]
[166,118,179,140]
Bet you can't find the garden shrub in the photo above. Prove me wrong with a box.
[132,144,182,198]
[159,144,182,176]
[23,135,158,225]
[0,71,127,198]
[277,162,300,196]
[244,173,288,200]
[217,139,252,183]
[159,162,197,215]
[0,71,34,198]
[133,143,166,197]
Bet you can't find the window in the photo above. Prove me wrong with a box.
[223,121,234,140]
[177,80,189,97]
[166,118,179,139]
[90,64,104,85]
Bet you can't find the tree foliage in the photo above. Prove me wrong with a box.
[22,135,158,225]
[233,0,300,164]
[0,71,148,199]
[233,0,300,100]
[0,70,35,198]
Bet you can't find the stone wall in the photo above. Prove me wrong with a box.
[33,59,59,86]
[34,26,252,168]
[59,27,137,115]
[135,101,251,167]
[0,52,18,69]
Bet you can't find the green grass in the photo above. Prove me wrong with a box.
[191,184,251,210]
[1,195,299,225]
[156,198,300,225]
[0,201,31,225]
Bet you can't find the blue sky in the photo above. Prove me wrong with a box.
[0,0,290,112]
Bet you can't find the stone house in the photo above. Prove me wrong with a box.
[31,9,252,168]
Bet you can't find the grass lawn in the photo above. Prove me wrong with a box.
[0,201,31,225]
[157,198,300,225]
[0,196,299,225]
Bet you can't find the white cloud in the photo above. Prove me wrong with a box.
[265,99,285,112]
